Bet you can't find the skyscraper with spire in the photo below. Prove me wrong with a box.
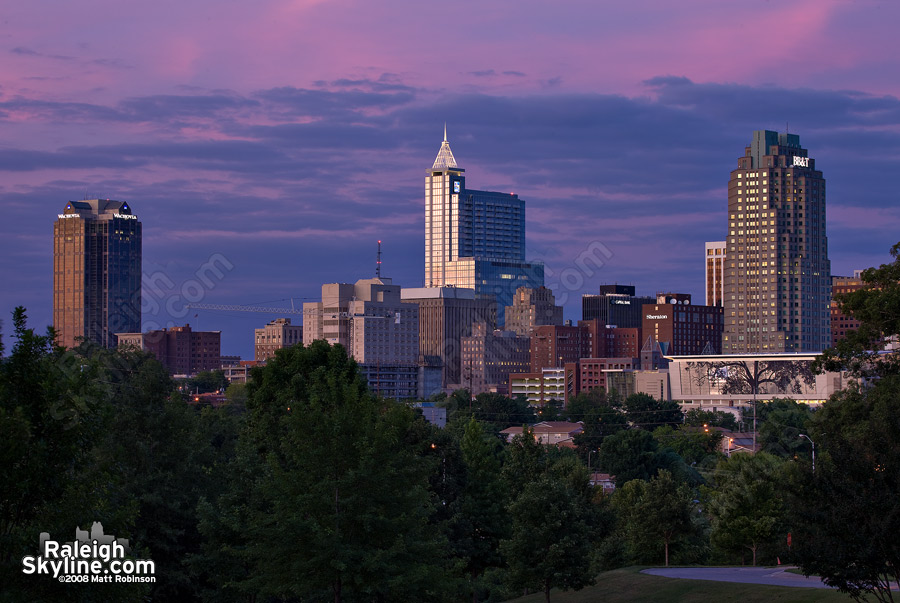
[424,127,543,325]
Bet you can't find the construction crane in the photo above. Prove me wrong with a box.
[186,298,305,315]
[185,303,303,315]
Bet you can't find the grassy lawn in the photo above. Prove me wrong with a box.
[507,567,854,603]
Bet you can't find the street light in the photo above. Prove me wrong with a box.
[588,449,599,472]
[799,433,816,473]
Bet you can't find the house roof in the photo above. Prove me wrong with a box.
[500,421,584,437]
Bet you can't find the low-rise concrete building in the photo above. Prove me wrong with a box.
[666,353,848,412]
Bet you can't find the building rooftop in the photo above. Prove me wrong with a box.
[431,125,458,170]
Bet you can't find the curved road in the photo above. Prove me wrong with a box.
[642,566,833,589]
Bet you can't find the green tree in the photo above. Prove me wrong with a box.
[787,242,900,602]
[787,376,900,602]
[222,341,447,602]
[502,426,548,498]
[599,428,699,487]
[623,393,683,430]
[457,418,509,602]
[684,408,737,430]
[502,474,597,603]
[0,310,129,599]
[613,470,696,566]
[753,398,814,459]
[703,453,787,566]
[565,388,612,421]
[574,405,627,466]
[182,369,228,394]
[223,381,248,408]
[818,241,900,378]
[653,425,723,466]
[451,391,537,432]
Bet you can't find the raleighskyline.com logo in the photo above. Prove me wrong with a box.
[22,522,155,583]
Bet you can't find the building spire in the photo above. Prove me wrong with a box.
[432,124,458,169]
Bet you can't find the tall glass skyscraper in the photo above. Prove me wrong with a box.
[53,199,142,348]
[723,131,831,353]
[424,128,543,325]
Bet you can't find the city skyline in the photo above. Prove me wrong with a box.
[2,1,899,359]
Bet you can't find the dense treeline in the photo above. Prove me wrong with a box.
[2,245,899,602]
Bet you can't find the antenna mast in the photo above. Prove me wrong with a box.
[376,240,382,278]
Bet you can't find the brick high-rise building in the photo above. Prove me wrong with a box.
[705,241,726,307]
[723,131,831,353]
[831,273,865,347]
[530,324,592,372]
[53,199,141,348]
[579,319,641,359]
[117,325,220,376]
[642,295,724,356]
[504,286,564,336]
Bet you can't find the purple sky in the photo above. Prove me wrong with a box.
[3,0,899,359]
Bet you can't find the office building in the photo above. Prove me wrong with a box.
[530,324,592,372]
[723,130,831,353]
[53,199,141,348]
[424,128,544,325]
[504,286,564,336]
[579,319,642,359]
[577,357,639,396]
[401,286,496,389]
[304,277,420,399]
[705,241,726,307]
[254,318,303,362]
[117,325,220,376]
[460,322,531,396]
[582,285,654,328]
[642,294,724,356]
[831,273,865,346]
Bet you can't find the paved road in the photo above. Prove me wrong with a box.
[642,566,833,589]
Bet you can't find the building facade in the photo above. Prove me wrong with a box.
[460,322,531,395]
[53,199,141,348]
[666,353,848,410]
[424,128,544,325]
[509,367,568,405]
[831,273,865,346]
[530,324,592,372]
[304,277,421,399]
[723,131,831,353]
[705,241,726,307]
[504,286,564,336]
[401,286,496,389]
[577,357,639,396]
[254,318,303,362]
[579,319,642,359]
[642,295,724,356]
[117,325,220,376]
[582,285,654,328]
